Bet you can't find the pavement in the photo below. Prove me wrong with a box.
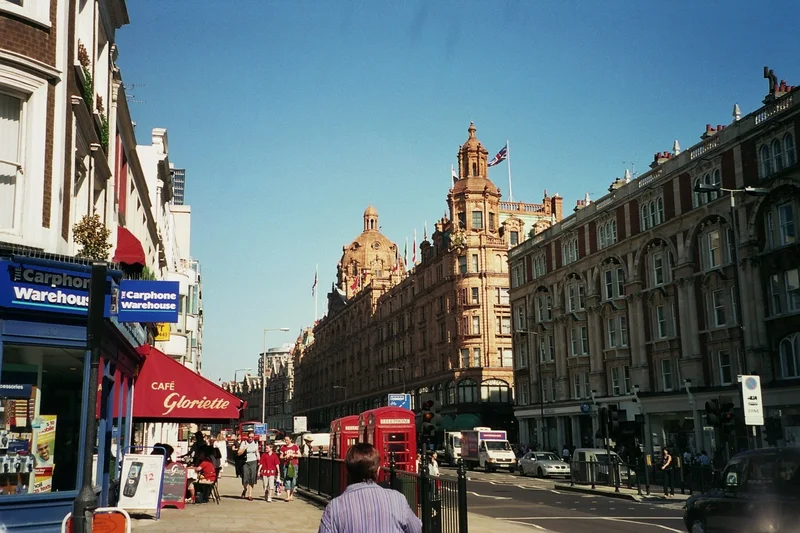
[553,482,692,503]
[129,469,541,532]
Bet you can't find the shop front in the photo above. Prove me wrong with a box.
[0,257,145,532]
[515,402,599,452]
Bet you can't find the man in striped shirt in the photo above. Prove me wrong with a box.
[319,442,422,533]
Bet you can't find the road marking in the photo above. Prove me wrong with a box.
[467,491,512,500]
[603,518,683,532]
[498,517,683,520]
[550,489,562,494]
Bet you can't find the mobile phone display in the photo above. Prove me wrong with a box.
[123,462,143,497]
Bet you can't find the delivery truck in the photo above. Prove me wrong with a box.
[460,427,517,473]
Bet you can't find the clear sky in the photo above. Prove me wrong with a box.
[116,1,800,383]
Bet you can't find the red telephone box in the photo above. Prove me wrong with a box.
[331,415,360,460]
[365,407,416,472]
[358,408,379,444]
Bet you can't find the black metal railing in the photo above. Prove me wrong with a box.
[298,451,469,533]
[569,458,641,495]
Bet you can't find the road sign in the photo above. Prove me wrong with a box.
[741,374,764,426]
[254,423,267,436]
[387,393,411,410]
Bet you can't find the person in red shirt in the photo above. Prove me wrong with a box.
[259,443,281,502]
[194,449,217,504]
[279,436,301,501]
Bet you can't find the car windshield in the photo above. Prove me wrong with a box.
[453,437,462,447]
[536,453,559,461]
[486,441,511,451]
[594,453,611,464]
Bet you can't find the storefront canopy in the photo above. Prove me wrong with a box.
[113,226,146,265]
[133,345,244,420]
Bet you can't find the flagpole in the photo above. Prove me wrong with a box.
[506,140,513,203]
[314,263,318,322]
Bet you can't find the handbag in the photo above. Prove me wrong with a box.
[287,463,296,479]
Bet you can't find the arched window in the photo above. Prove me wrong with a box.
[480,379,510,403]
[773,139,784,172]
[650,200,657,228]
[780,333,800,379]
[785,133,796,167]
[640,205,648,230]
[712,169,721,188]
[761,145,772,178]
[458,379,477,403]
[657,197,664,224]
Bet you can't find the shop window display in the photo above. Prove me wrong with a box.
[0,345,85,495]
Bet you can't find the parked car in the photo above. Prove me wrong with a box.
[518,451,570,478]
[570,448,635,485]
[682,447,800,533]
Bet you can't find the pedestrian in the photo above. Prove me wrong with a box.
[661,447,674,497]
[279,435,300,501]
[318,442,422,533]
[214,433,228,474]
[562,445,570,462]
[259,443,281,502]
[237,432,260,501]
[428,452,440,477]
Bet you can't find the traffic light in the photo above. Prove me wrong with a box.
[720,402,735,426]
[705,400,721,426]
[608,406,620,437]
[598,406,609,438]
[421,400,436,440]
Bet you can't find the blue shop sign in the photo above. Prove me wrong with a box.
[0,260,112,317]
[117,280,180,323]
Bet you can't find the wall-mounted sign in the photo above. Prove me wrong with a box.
[117,280,180,323]
[155,323,171,341]
[0,260,112,317]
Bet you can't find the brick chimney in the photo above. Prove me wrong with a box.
[649,151,674,169]
[701,124,725,140]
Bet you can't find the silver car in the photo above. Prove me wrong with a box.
[518,451,570,478]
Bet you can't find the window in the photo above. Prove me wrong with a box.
[623,366,631,393]
[620,316,628,346]
[653,253,664,286]
[787,269,800,312]
[760,144,772,178]
[472,316,480,335]
[616,268,625,298]
[579,285,586,309]
[515,342,527,369]
[0,0,51,27]
[471,287,479,304]
[604,269,613,300]
[656,305,667,338]
[706,230,721,269]
[718,351,732,385]
[573,374,581,399]
[0,92,23,230]
[498,316,511,335]
[496,287,509,305]
[731,286,738,324]
[562,237,579,265]
[511,263,523,287]
[536,294,552,322]
[532,255,546,278]
[473,348,481,367]
[611,367,621,396]
[598,219,617,249]
[510,231,519,246]
[785,133,796,167]
[773,139,784,172]
[570,326,588,356]
[471,254,479,272]
[607,318,617,348]
[778,203,796,246]
[661,359,673,391]
[460,349,470,368]
[499,348,512,367]
[472,210,483,229]
[712,289,726,327]
[779,333,800,378]
[489,212,495,231]
[515,305,525,331]
[458,256,467,274]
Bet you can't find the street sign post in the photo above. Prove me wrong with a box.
[387,393,411,410]
[254,423,267,441]
[741,375,764,426]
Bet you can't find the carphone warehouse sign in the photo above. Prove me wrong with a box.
[118,280,180,323]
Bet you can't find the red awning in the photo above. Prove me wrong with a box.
[133,345,244,420]
[113,226,146,265]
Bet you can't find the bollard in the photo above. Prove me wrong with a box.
[590,458,596,490]
[420,455,432,533]
[569,460,575,487]
[614,456,620,493]
[635,462,642,496]
[457,459,469,533]
[679,456,685,495]
[644,454,651,496]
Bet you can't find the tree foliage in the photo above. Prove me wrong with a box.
[73,214,112,260]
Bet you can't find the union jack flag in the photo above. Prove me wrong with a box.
[487,144,508,167]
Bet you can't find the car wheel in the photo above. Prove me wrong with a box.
[537,467,544,478]
[519,465,526,476]
[690,519,706,533]
[484,463,491,473]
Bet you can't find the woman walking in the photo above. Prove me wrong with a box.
[661,447,675,497]
[237,432,260,501]
[279,435,300,502]
[213,433,228,475]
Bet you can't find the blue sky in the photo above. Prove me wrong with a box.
[116,1,800,383]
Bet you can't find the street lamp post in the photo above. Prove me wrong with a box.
[518,325,543,450]
[694,184,769,375]
[262,328,290,425]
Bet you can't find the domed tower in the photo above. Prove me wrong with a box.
[336,205,405,300]
[448,122,502,233]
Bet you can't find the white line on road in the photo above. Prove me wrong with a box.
[498,517,683,520]
[467,491,512,500]
[603,518,684,532]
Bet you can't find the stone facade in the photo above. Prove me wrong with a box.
[509,79,800,460]
[294,124,562,437]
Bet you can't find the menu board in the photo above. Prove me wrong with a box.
[160,462,187,510]
[117,454,165,513]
